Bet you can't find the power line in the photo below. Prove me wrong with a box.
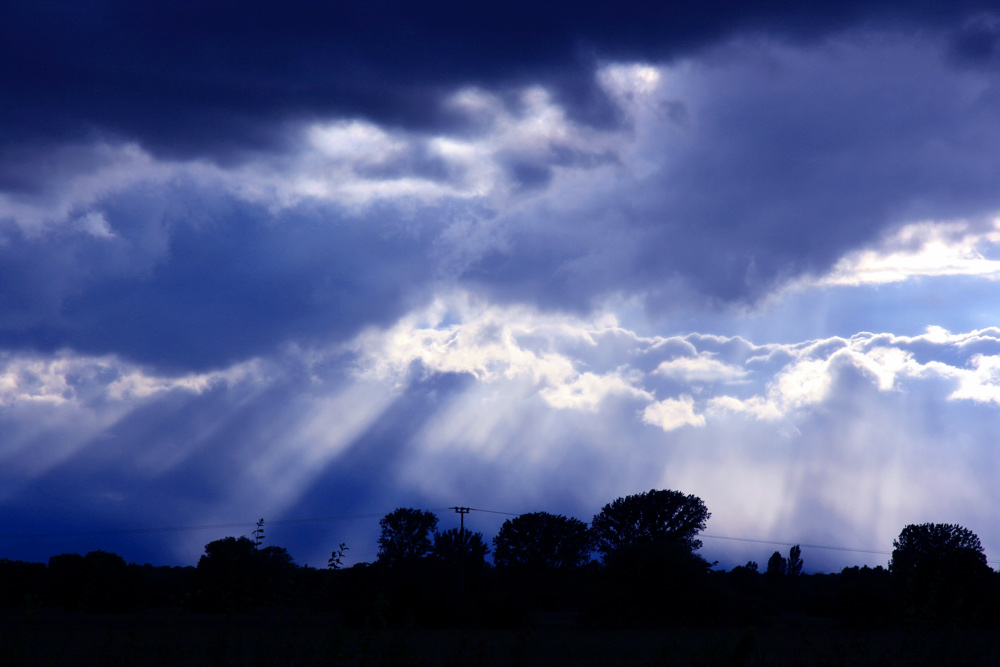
[267,513,387,526]
[466,507,520,516]
[701,533,892,556]
[2,522,256,541]
[0,513,389,541]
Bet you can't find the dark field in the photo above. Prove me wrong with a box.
[3,610,1000,666]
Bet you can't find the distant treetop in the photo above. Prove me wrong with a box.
[376,508,439,566]
[492,511,593,570]
[889,522,989,578]
[590,489,710,558]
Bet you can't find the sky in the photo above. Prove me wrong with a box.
[4,1,1000,572]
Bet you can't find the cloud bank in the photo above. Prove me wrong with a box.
[3,3,1000,571]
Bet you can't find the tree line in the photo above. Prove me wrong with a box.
[1,488,998,629]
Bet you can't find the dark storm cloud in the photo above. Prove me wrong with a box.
[949,13,1000,66]
[4,2,1000,370]
[453,32,1000,310]
[0,181,442,370]
[1,0,995,168]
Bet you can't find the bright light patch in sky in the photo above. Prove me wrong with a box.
[813,219,1000,286]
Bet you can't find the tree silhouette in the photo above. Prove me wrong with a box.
[199,536,259,570]
[889,523,992,624]
[728,561,760,589]
[766,551,787,578]
[196,536,295,610]
[492,512,593,570]
[197,536,260,610]
[432,528,489,569]
[889,523,988,577]
[590,489,710,558]
[47,551,136,611]
[377,508,439,566]
[787,545,803,576]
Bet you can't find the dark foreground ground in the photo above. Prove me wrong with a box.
[2,610,1000,666]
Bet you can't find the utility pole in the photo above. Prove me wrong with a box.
[450,506,471,534]
[450,507,471,621]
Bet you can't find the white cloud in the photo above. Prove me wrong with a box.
[942,354,1000,404]
[653,354,747,383]
[349,296,1000,433]
[707,394,782,421]
[706,354,838,421]
[0,357,77,405]
[106,360,265,401]
[642,395,705,431]
[351,297,578,387]
[0,352,263,406]
[75,211,116,239]
[350,292,643,413]
[803,218,1000,287]
[541,370,652,411]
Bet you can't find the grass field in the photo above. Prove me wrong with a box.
[3,609,1000,666]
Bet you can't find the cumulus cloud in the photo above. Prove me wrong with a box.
[349,293,652,412]
[541,371,652,411]
[653,355,748,383]
[2,290,1000,569]
[350,296,1000,434]
[642,395,705,431]
[933,350,1000,404]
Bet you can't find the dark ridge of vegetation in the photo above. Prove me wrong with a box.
[4,490,1000,663]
